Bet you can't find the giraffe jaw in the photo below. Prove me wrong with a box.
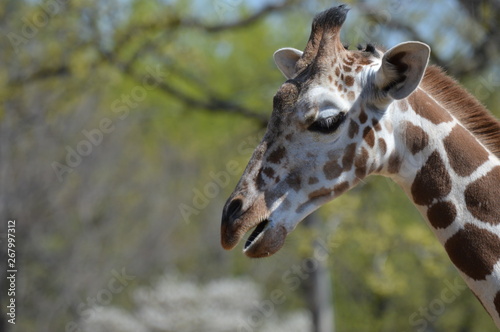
[220,215,287,258]
[242,219,287,258]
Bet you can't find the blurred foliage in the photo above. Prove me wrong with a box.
[81,273,312,332]
[0,0,499,331]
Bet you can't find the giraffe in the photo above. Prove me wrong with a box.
[220,5,500,327]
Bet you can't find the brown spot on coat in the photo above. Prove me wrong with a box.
[357,56,373,65]
[343,65,352,72]
[335,67,340,77]
[324,160,343,180]
[267,146,286,164]
[427,201,457,229]
[256,168,266,190]
[334,181,350,195]
[363,126,375,148]
[464,166,500,225]
[359,109,368,124]
[354,147,369,179]
[263,167,275,179]
[328,75,333,83]
[308,177,319,185]
[309,187,331,200]
[345,75,354,86]
[411,151,452,206]
[445,223,500,280]
[444,125,489,177]
[342,143,357,171]
[408,91,453,125]
[372,118,382,131]
[286,173,301,192]
[387,152,402,174]
[404,121,429,155]
[378,138,387,156]
[348,120,359,139]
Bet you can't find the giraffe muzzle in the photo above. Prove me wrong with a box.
[221,197,287,257]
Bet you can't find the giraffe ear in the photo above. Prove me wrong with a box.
[376,42,430,100]
[273,48,303,79]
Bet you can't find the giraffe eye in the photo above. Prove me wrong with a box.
[308,112,346,134]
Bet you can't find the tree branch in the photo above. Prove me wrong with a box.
[9,1,307,127]
[134,69,269,127]
[185,0,299,33]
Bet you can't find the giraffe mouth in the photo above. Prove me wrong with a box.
[244,219,269,251]
[242,218,287,258]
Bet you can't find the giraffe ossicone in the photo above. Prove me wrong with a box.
[221,5,500,327]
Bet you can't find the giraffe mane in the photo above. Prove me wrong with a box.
[420,65,500,158]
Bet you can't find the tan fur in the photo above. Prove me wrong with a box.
[421,66,500,157]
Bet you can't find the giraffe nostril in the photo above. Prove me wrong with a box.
[223,198,243,223]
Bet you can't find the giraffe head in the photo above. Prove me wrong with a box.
[221,5,430,257]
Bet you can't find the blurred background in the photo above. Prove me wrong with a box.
[1,0,500,331]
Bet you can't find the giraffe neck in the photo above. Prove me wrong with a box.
[387,86,500,326]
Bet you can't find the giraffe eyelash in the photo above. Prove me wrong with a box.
[308,112,346,134]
